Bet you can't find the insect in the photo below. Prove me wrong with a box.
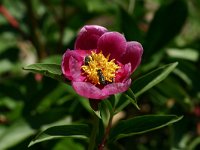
[97,69,106,85]
[84,56,91,65]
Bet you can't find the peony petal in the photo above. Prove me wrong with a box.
[72,81,109,99]
[69,57,85,82]
[115,63,132,83]
[75,25,108,50]
[102,79,131,95]
[119,41,143,72]
[97,32,126,60]
[61,49,91,80]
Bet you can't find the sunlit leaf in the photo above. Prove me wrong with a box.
[166,48,199,62]
[23,63,67,83]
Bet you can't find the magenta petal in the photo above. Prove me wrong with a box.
[61,49,91,80]
[97,32,126,60]
[75,25,108,50]
[69,57,85,82]
[72,81,109,99]
[115,63,132,83]
[119,41,143,72]
[102,79,131,95]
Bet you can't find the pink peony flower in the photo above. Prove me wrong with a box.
[61,25,143,100]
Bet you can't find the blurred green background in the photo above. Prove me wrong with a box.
[0,0,200,149]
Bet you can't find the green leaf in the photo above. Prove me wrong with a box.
[132,62,178,97]
[0,119,35,150]
[124,88,140,110]
[99,100,113,126]
[109,115,183,141]
[101,100,113,116]
[90,99,113,121]
[28,124,90,147]
[187,136,200,150]
[166,48,199,62]
[114,62,178,112]
[23,63,67,83]
[113,94,130,114]
[144,0,188,58]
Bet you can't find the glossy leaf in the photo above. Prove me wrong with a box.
[23,63,67,83]
[28,124,90,147]
[132,62,178,97]
[109,115,183,141]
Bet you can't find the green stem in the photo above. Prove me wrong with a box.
[88,114,99,150]
[98,114,113,150]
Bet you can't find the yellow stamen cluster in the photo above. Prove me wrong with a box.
[82,51,120,85]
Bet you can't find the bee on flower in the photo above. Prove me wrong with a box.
[61,25,143,100]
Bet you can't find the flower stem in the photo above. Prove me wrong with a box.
[88,114,99,150]
[98,115,113,150]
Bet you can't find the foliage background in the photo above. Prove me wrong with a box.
[0,0,200,149]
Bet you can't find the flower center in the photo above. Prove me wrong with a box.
[81,51,120,85]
